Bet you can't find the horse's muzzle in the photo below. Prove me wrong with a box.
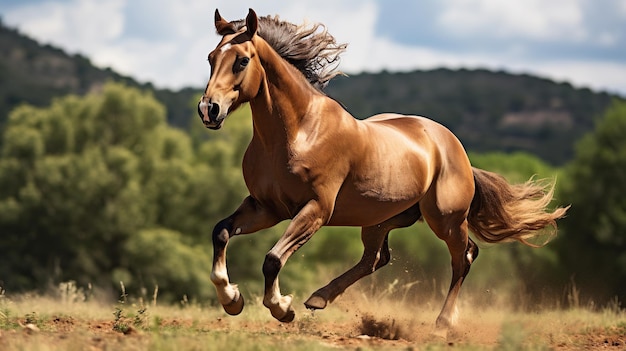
[198,100,225,130]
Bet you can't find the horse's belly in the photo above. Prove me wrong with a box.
[327,184,422,227]
[328,198,418,226]
[327,156,431,226]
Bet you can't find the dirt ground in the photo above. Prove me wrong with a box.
[1,297,625,351]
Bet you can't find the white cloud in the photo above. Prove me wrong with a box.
[4,0,126,52]
[2,0,625,96]
[3,0,223,88]
[529,60,626,95]
[438,0,586,42]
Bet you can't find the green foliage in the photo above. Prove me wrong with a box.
[557,100,626,303]
[112,306,131,334]
[121,228,213,301]
[469,151,560,183]
[0,82,248,302]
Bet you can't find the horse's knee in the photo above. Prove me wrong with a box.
[262,253,282,280]
[212,218,234,247]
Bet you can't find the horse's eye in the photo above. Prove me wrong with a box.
[240,57,250,67]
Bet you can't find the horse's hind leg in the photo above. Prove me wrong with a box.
[304,225,389,310]
[421,207,479,335]
[305,204,421,310]
[436,232,479,331]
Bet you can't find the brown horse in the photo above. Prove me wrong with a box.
[198,9,568,334]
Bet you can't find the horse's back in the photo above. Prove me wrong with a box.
[362,113,470,163]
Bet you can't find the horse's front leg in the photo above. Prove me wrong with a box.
[262,199,330,322]
[211,196,279,315]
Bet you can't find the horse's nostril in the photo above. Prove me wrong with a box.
[209,103,220,119]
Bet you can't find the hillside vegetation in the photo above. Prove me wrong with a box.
[1,21,623,164]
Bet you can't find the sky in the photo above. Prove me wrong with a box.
[1,0,625,96]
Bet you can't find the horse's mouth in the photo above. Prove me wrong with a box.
[206,123,223,130]
[204,119,224,130]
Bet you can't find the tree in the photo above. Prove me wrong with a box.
[557,100,626,304]
[0,82,251,302]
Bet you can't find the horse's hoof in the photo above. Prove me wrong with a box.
[304,294,327,310]
[223,293,244,315]
[278,307,295,323]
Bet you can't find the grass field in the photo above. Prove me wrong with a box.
[0,283,624,351]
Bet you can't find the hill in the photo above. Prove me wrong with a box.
[326,70,620,164]
[1,21,622,164]
[0,22,197,130]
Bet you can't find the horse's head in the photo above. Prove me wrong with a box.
[198,9,263,130]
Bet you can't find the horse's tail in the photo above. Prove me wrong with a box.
[467,167,569,247]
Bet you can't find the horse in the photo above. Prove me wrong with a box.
[198,8,569,335]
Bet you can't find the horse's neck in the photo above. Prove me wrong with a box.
[249,38,320,148]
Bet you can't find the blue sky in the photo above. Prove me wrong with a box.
[1,0,625,96]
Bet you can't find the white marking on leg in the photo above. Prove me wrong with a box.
[263,279,293,319]
[217,283,240,306]
[263,279,283,307]
[211,261,239,306]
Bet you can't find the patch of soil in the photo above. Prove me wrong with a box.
[569,326,626,349]
[50,316,75,333]
[4,305,624,351]
[358,313,410,340]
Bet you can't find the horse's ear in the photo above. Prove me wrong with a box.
[215,9,236,35]
[245,8,258,36]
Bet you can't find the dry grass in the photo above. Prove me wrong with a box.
[0,282,624,350]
